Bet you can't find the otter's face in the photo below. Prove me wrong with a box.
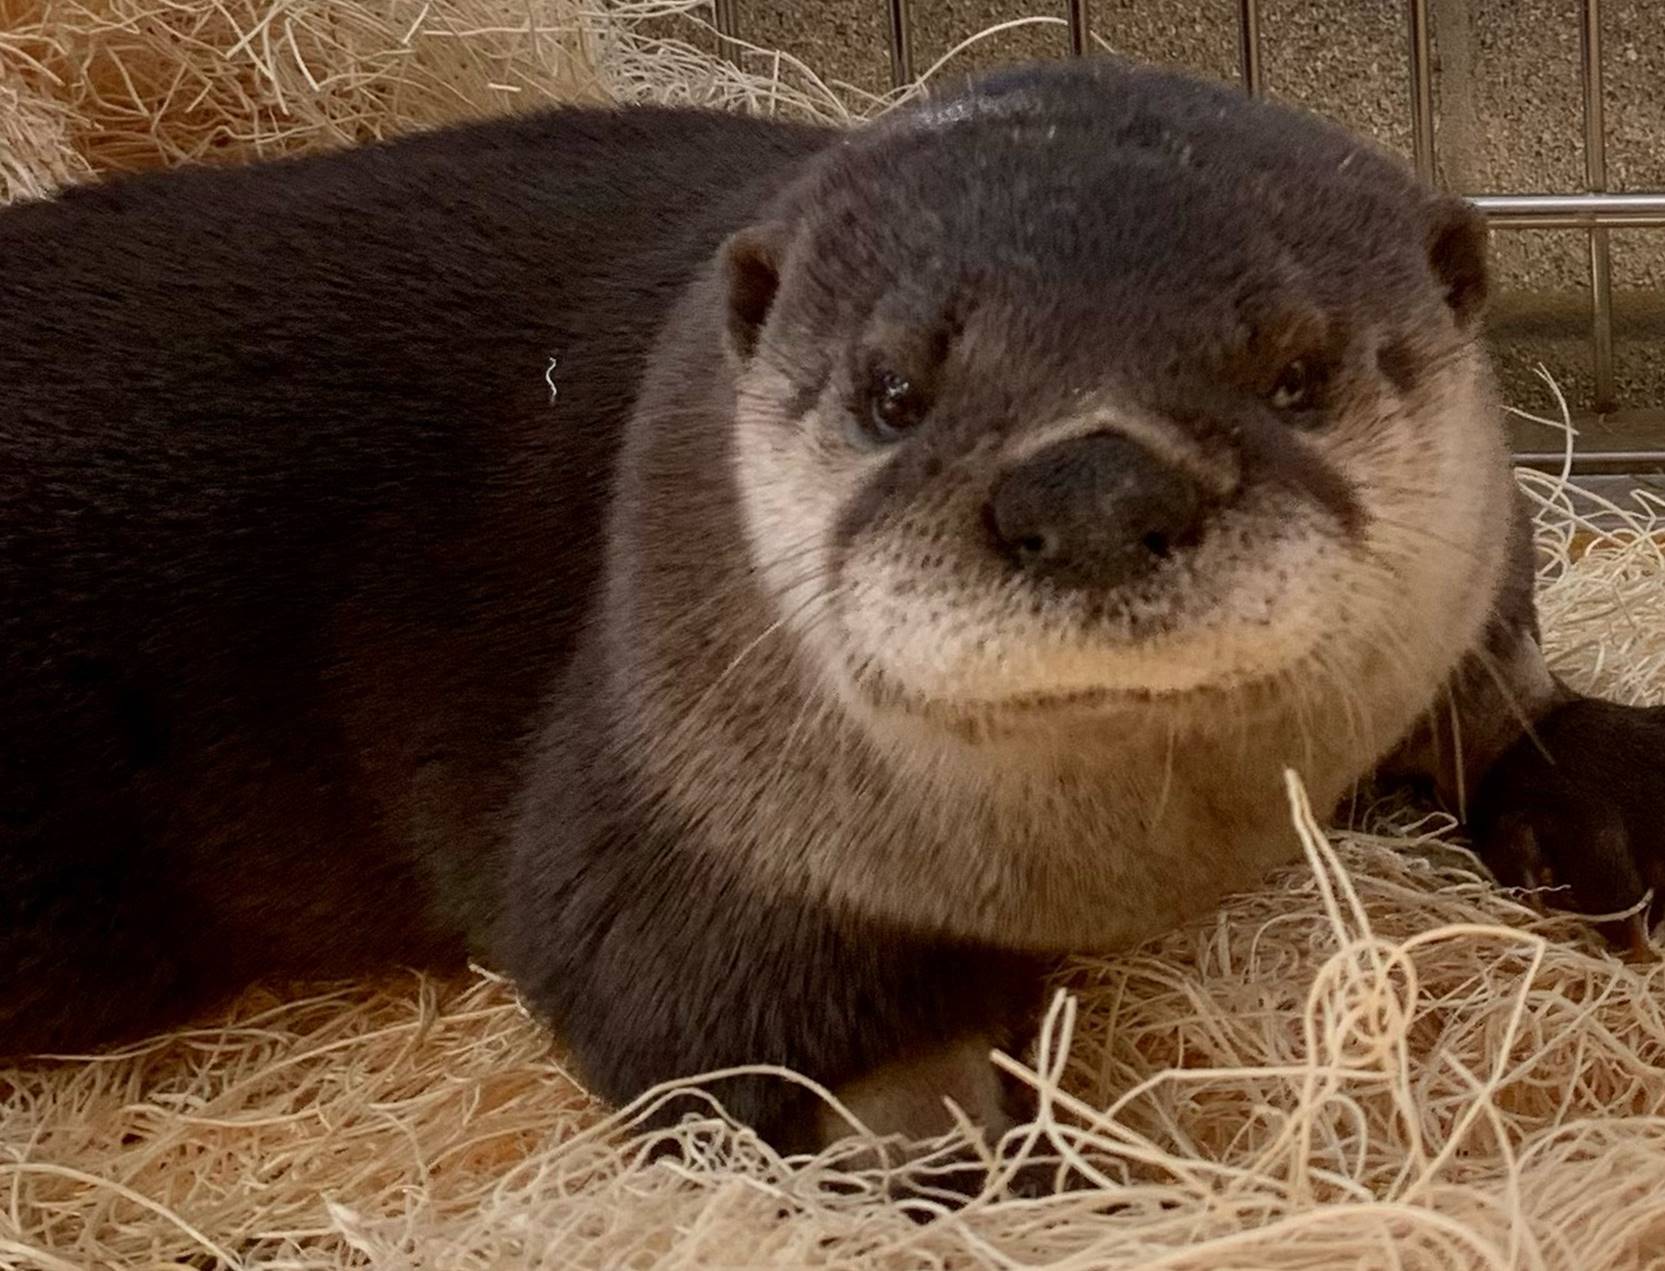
[724,64,1508,744]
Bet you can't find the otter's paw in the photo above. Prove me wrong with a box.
[1470,696,1665,955]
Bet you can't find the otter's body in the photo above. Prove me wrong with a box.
[4,59,1662,1162]
[0,105,832,1049]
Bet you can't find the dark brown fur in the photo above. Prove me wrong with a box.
[0,103,833,1051]
[2,58,1660,1180]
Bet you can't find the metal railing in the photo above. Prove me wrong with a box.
[712,0,1665,468]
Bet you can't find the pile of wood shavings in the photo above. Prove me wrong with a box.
[5,3,1665,1264]
[0,0,875,204]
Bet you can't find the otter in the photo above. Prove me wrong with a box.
[2,57,1662,1172]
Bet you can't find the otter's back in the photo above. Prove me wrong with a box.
[0,104,833,1051]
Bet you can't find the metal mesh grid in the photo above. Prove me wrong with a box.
[713,0,1665,471]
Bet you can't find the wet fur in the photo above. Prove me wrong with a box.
[0,59,1647,1166]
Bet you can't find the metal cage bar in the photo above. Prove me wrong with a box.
[711,0,741,64]
[1580,0,1618,411]
[1237,0,1264,97]
[1406,0,1436,183]
[1467,193,1665,228]
[1066,0,1091,57]
[886,0,914,87]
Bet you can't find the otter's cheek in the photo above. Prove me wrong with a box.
[731,417,858,622]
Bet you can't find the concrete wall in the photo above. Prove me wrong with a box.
[716,1,1665,421]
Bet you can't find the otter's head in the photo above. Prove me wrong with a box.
[721,60,1506,749]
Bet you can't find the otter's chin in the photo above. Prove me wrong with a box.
[823,532,1358,732]
[839,638,1333,740]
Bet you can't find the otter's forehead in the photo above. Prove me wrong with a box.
[776,154,1435,430]
[889,56,1413,202]
[789,61,1435,346]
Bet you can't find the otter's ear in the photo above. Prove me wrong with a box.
[1426,196,1489,329]
[721,223,787,365]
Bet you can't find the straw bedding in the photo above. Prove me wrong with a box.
[4,4,1665,1267]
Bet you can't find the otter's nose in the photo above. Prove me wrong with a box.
[986,432,1203,589]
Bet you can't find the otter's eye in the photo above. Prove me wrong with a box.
[865,368,927,442]
[1268,358,1324,412]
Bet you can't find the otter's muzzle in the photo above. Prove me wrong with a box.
[984,432,1204,591]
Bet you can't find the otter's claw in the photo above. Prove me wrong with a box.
[1469,696,1665,958]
